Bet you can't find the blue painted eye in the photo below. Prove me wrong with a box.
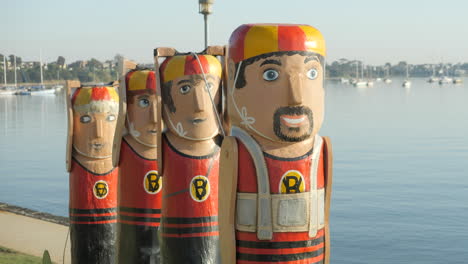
[138,98,150,108]
[307,68,318,80]
[80,115,91,123]
[180,85,191,94]
[263,69,279,81]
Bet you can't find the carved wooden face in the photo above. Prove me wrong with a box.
[73,111,117,158]
[127,92,158,146]
[229,53,324,142]
[162,74,221,140]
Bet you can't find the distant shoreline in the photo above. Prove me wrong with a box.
[0,202,68,226]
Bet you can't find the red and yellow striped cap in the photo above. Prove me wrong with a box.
[125,70,157,94]
[229,24,326,63]
[159,55,222,83]
[71,86,119,113]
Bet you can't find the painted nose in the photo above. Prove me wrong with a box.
[288,75,303,105]
[193,86,205,112]
[150,100,157,123]
[95,119,103,138]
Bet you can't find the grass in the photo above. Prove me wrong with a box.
[0,246,43,264]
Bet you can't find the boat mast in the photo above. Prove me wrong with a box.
[14,55,17,88]
[355,61,359,79]
[40,50,44,86]
[3,55,6,86]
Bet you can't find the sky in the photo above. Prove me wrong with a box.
[1,0,467,65]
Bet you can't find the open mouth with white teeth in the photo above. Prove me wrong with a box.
[148,129,158,134]
[280,115,307,128]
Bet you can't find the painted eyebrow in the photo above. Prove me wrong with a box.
[260,59,282,67]
[176,79,193,85]
[304,56,319,64]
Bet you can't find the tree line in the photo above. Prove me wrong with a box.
[1,54,467,85]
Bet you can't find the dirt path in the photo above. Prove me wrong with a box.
[0,210,71,264]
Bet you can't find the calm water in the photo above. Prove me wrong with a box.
[1,79,467,263]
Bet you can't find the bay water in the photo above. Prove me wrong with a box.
[0,78,467,263]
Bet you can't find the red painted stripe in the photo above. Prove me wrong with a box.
[162,222,218,228]
[119,212,161,218]
[236,254,323,264]
[278,25,306,52]
[237,242,324,255]
[162,231,219,238]
[71,88,81,104]
[236,229,324,241]
[229,24,252,63]
[146,71,157,91]
[125,71,136,91]
[70,212,117,217]
[184,55,209,76]
[91,86,111,101]
[70,220,117,224]
[119,220,160,227]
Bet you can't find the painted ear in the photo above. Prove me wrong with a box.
[65,83,74,172]
[227,59,236,87]
[112,57,137,167]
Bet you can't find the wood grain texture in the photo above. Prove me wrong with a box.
[218,136,238,264]
[65,81,76,172]
[112,58,136,167]
[322,136,333,264]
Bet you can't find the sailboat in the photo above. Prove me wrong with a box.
[0,56,17,95]
[427,64,439,83]
[354,61,368,87]
[30,51,56,96]
[438,64,452,85]
[383,66,392,84]
[402,64,411,88]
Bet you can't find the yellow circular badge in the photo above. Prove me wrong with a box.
[279,170,305,194]
[93,180,109,199]
[143,170,162,194]
[189,175,210,202]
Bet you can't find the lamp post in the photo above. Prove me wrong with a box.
[199,0,214,48]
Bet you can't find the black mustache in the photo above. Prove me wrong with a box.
[273,106,314,142]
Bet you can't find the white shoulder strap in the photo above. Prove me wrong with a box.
[231,126,272,240]
[309,135,323,237]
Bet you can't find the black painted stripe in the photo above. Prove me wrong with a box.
[161,216,218,224]
[162,225,218,234]
[237,236,324,249]
[122,137,157,161]
[119,215,160,223]
[70,215,117,222]
[164,133,220,159]
[69,207,117,215]
[119,207,161,214]
[237,248,324,262]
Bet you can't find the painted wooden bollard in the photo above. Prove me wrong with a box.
[219,24,333,264]
[66,85,119,264]
[114,65,162,264]
[154,48,224,264]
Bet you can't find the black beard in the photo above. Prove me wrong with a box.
[273,106,314,142]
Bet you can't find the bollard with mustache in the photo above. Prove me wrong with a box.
[219,24,334,264]
[66,84,119,264]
